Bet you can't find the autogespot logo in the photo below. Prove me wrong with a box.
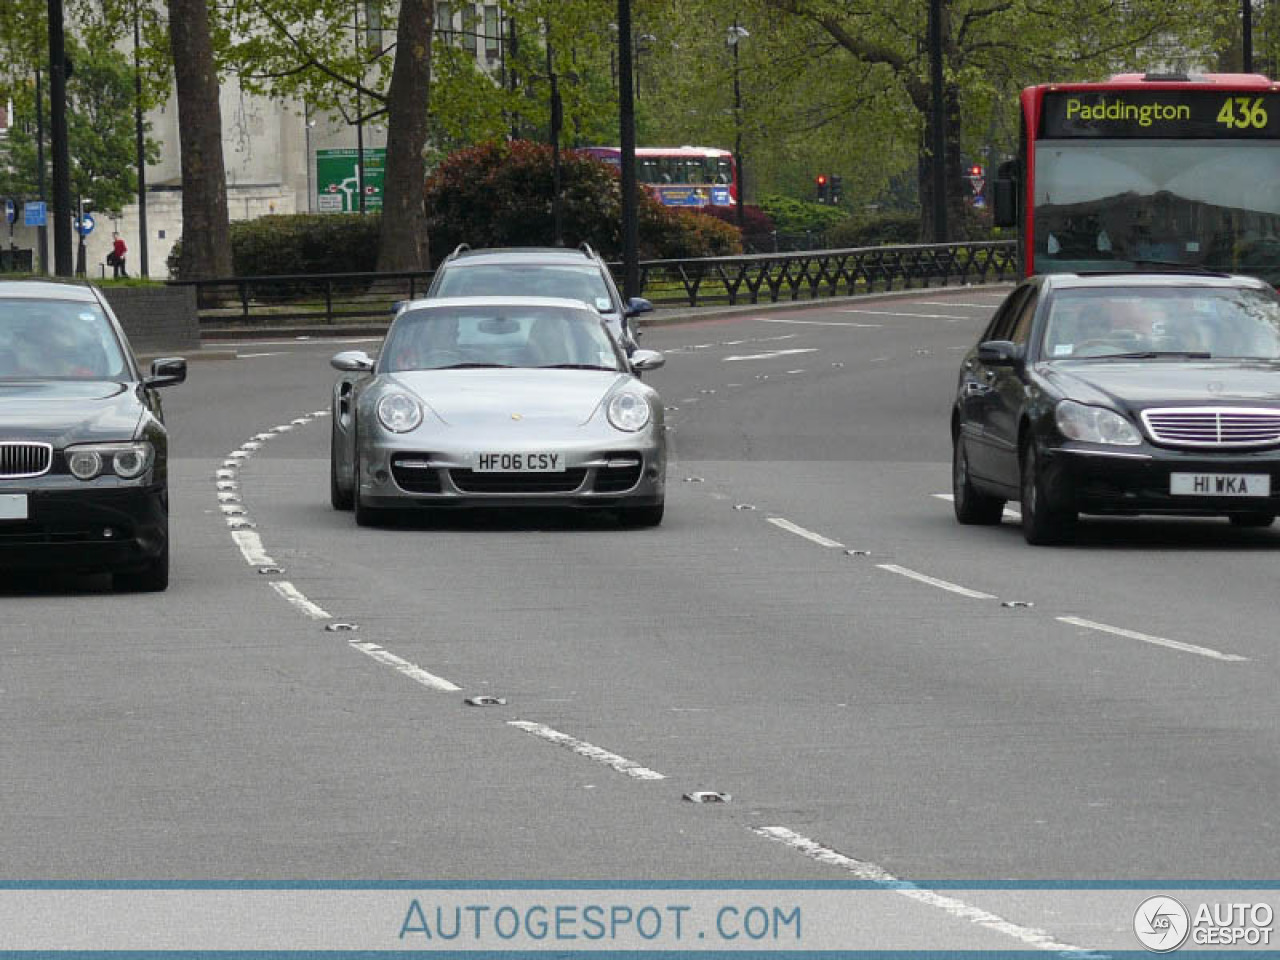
[1134,895,1191,952]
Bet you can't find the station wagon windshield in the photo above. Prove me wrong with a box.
[433,265,617,314]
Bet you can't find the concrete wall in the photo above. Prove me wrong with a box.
[102,285,201,356]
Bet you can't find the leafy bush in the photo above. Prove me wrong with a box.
[757,194,849,235]
[167,214,383,279]
[426,140,738,261]
[696,203,775,237]
[824,212,923,248]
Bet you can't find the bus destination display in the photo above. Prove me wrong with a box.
[1041,90,1280,139]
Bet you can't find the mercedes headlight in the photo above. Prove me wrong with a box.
[65,442,155,480]
[1055,400,1141,446]
[607,391,652,432]
[377,392,423,433]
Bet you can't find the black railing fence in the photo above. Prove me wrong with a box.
[176,241,1017,327]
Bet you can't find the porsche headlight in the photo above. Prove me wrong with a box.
[65,442,155,480]
[377,392,423,433]
[607,391,651,432]
[1055,400,1141,446]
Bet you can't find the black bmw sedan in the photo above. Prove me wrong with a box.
[952,272,1280,544]
[0,281,185,588]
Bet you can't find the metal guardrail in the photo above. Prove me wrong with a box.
[629,242,1018,308]
[176,241,1017,327]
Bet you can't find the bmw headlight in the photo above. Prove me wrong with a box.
[607,391,651,432]
[1055,400,1141,446]
[377,392,423,433]
[65,442,154,480]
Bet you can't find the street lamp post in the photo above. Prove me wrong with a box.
[546,28,563,246]
[726,22,749,234]
[48,0,72,277]
[617,0,640,300]
[927,0,948,243]
[1243,0,1254,73]
[133,0,149,278]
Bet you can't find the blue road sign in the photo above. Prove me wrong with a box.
[23,202,46,227]
[75,214,95,236]
[3,199,15,225]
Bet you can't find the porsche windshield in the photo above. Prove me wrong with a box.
[381,305,624,372]
[0,299,128,380]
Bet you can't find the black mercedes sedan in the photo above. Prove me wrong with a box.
[0,281,185,589]
[952,272,1280,544]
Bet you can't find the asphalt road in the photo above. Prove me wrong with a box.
[4,287,1278,949]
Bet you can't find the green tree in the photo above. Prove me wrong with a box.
[0,39,160,215]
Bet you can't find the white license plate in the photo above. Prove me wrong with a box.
[1170,473,1271,497]
[474,452,563,473]
[0,494,28,520]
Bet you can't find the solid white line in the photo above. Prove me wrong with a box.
[766,517,845,548]
[912,300,1007,308]
[217,336,383,349]
[753,827,1091,954]
[236,352,286,359]
[270,581,331,620]
[932,492,1020,519]
[722,348,819,362]
[231,530,274,567]
[507,721,666,780]
[1057,616,1249,662]
[349,641,462,691]
[759,318,880,328]
[839,308,969,321]
[876,563,996,600]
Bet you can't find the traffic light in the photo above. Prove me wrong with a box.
[830,175,843,205]
[967,164,983,178]
[815,174,829,203]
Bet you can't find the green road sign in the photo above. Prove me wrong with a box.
[316,148,386,213]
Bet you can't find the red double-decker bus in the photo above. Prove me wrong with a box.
[582,146,738,209]
[993,73,1280,285]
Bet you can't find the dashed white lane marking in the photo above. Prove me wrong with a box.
[876,563,997,600]
[838,308,970,321]
[1057,616,1249,663]
[753,827,1091,954]
[933,492,1021,519]
[218,336,383,349]
[349,641,462,691]
[231,530,275,567]
[507,721,666,781]
[722,347,819,362]
[270,581,332,620]
[912,300,1007,309]
[767,517,845,548]
[759,317,880,328]
[236,352,287,359]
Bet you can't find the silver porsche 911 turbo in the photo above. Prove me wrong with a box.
[329,297,667,526]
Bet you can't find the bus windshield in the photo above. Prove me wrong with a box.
[1033,140,1280,284]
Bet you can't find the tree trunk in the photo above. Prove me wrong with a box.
[376,0,434,272]
[167,0,232,280]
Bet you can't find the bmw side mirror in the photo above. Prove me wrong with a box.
[630,349,665,372]
[145,357,187,388]
[624,297,654,318]
[331,350,375,373]
[977,340,1021,365]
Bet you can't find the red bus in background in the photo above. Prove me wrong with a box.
[993,73,1280,285]
[582,146,738,208]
